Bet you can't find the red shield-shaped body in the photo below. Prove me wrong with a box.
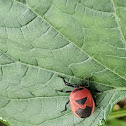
[69,86,95,118]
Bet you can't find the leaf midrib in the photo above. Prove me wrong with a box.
[24,1,126,81]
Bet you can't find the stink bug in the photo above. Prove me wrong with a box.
[56,76,95,118]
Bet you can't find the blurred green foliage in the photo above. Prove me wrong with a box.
[105,119,126,126]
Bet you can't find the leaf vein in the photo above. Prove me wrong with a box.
[111,0,126,47]
[26,1,126,82]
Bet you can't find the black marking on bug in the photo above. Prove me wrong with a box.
[76,106,92,118]
[75,97,87,105]
[73,88,84,92]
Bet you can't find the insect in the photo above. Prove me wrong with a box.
[56,75,95,118]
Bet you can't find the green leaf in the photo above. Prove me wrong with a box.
[0,0,126,126]
[14,0,26,4]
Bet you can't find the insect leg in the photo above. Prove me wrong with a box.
[56,90,71,93]
[84,77,92,88]
[61,100,70,112]
[58,75,74,87]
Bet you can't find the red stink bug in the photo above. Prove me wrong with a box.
[56,76,95,118]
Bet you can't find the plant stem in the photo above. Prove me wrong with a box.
[108,108,126,120]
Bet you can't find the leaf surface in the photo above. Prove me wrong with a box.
[0,0,126,126]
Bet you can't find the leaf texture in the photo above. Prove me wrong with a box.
[0,0,126,126]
